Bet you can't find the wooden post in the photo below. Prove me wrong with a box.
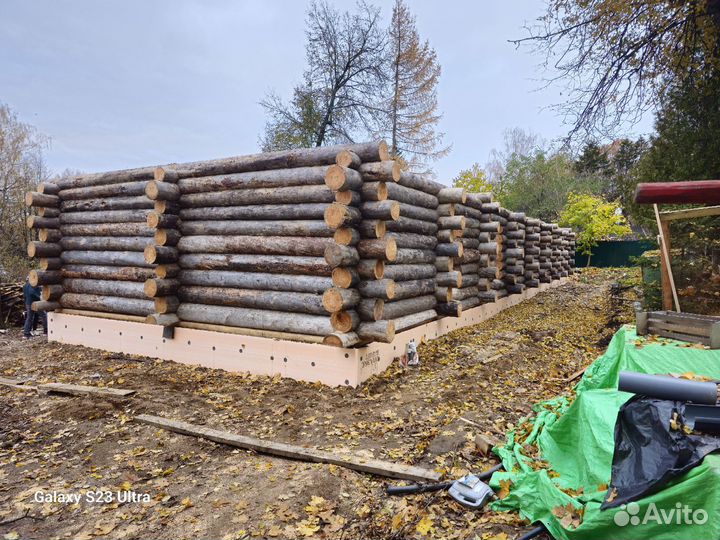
[654,204,680,312]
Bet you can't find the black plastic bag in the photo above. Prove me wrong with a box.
[601,396,720,509]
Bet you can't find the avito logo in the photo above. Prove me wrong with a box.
[614,502,708,527]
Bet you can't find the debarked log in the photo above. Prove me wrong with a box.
[177,235,334,257]
[179,286,326,315]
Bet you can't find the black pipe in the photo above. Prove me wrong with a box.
[516,525,547,540]
[386,463,504,496]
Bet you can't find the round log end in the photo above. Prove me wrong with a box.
[386,280,396,300]
[378,140,390,161]
[325,165,347,191]
[324,203,348,229]
[154,167,166,181]
[385,238,398,262]
[322,288,344,313]
[391,161,401,182]
[24,192,34,207]
[147,212,161,228]
[373,260,385,280]
[333,227,355,246]
[144,245,158,264]
[457,243,465,258]
[27,242,37,258]
[389,201,400,221]
[377,182,388,201]
[457,273,463,288]
[155,167,178,182]
[323,332,360,347]
[145,180,160,200]
[330,311,355,333]
[373,298,385,321]
[26,215,35,229]
[375,220,387,239]
[28,270,40,287]
[334,190,354,205]
[331,267,354,289]
[335,150,358,169]
[144,279,158,298]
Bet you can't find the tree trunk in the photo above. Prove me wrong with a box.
[436,271,462,287]
[146,313,180,326]
[38,229,61,243]
[382,295,437,320]
[335,189,362,206]
[451,286,479,301]
[335,150,361,169]
[61,293,155,316]
[437,216,466,230]
[177,235,333,256]
[176,303,334,336]
[36,206,60,218]
[41,284,63,301]
[155,229,181,247]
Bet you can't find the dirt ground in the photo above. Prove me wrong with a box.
[0,268,640,540]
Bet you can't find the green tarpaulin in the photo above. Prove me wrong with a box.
[489,325,720,539]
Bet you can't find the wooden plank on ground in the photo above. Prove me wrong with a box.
[0,377,37,392]
[37,382,136,398]
[135,414,441,483]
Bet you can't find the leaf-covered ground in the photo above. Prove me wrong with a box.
[0,268,639,540]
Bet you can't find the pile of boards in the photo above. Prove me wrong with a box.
[0,282,24,326]
[25,141,575,347]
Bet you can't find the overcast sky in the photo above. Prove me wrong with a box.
[1,1,654,184]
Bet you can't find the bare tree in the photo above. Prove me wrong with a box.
[485,127,543,184]
[260,1,386,150]
[513,0,720,140]
[0,104,48,279]
[381,0,448,168]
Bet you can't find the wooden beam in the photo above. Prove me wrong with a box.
[654,204,680,313]
[135,414,441,482]
[635,180,720,205]
[659,205,720,221]
[37,383,136,398]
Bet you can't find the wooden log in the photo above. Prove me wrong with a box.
[333,227,360,246]
[358,259,384,280]
[386,182,438,209]
[361,182,389,202]
[37,182,60,196]
[31,300,60,312]
[357,320,395,343]
[180,269,331,293]
[147,212,180,229]
[63,278,147,299]
[437,188,466,204]
[357,238,397,262]
[436,271,462,287]
[62,264,156,281]
[155,264,181,279]
[176,303,334,336]
[59,181,148,201]
[466,192,493,205]
[155,296,179,314]
[358,161,401,182]
[435,243,463,258]
[180,203,328,221]
[324,244,360,268]
[437,216,466,230]
[63,254,151,273]
[60,209,152,224]
[145,180,180,201]
[36,206,60,218]
[357,298,384,321]
[146,313,180,326]
[322,288,361,312]
[155,229,182,247]
[181,185,335,208]
[324,165,363,191]
[460,297,481,310]
[435,257,453,272]
[385,216,438,235]
[382,264,436,282]
[332,267,360,288]
[397,202,439,223]
[397,171,444,195]
[437,301,462,317]
[330,310,359,332]
[40,258,62,270]
[358,279,395,300]
[386,232,437,250]
[335,189,362,206]
[41,284,63,301]
[27,215,59,229]
[451,286,479,301]
[180,254,331,275]
[358,220,386,239]
[60,236,151,252]
[323,332,361,347]
[335,149,361,169]
[459,238,480,249]
[479,222,501,233]
[437,203,456,217]
[61,196,154,212]
[393,278,435,300]
[144,245,178,264]
[27,242,61,258]
[478,242,498,255]
[144,278,180,298]
[177,235,333,257]
[38,229,61,243]
[435,287,453,302]
[60,223,154,237]
[360,201,400,220]
[393,309,437,332]
[61,293,154,316]
[459,263,479,274]
[394,249,435,264]
[504,248,525,258]
[324,203,362,228]
[382,295,436,320]
[25,192,59,208]
[178,165,332,193]
[179,286,326,315]
[154,200,180,214]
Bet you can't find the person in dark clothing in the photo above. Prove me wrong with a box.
[22,277,45,339]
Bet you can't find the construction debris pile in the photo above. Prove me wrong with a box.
[24,141,576,346]
[0,282,24,327]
